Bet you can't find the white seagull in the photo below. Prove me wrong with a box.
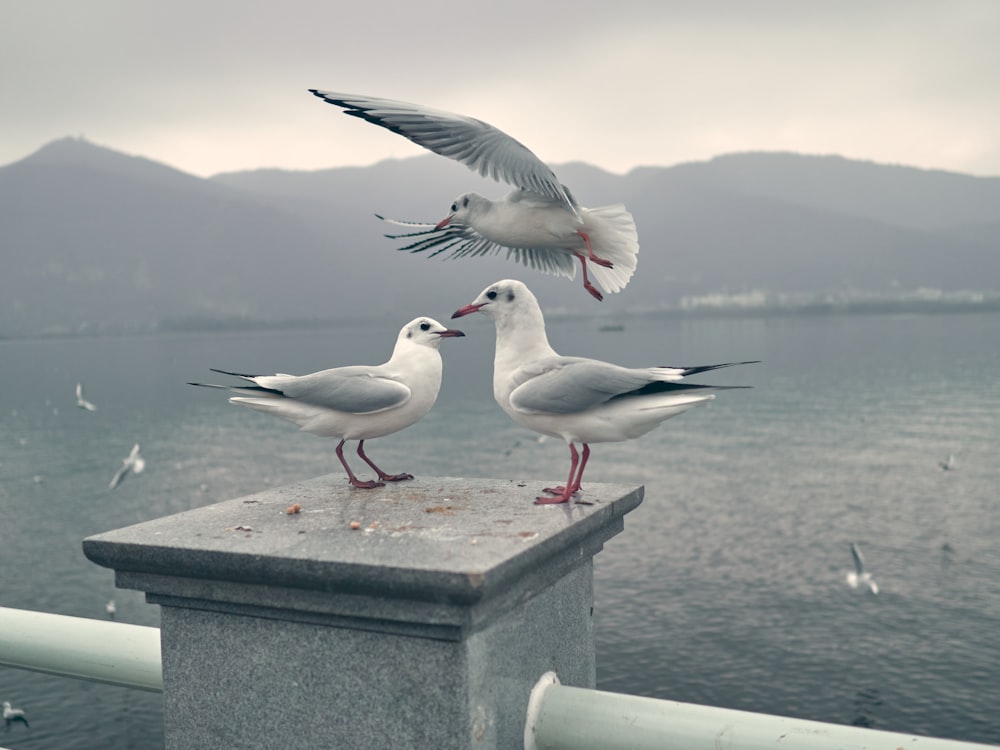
[76,382,97,411]
[938,453,957,471]
[109,443,146,490]
[846,542,879,594]
[3,701,28,728]
[452,279,756,504]
[309,90,639,302]
[105,599,117,619]
[189,317,464,488]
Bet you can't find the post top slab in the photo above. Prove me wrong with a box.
[83,475,643,605]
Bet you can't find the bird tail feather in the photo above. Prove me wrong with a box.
[582,204,639,295]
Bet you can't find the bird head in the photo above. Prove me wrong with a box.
[436,192,480,229]
[400,317,465,348]
[451,279,538,324]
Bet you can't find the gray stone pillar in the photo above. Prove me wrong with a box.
[83,475,642,750]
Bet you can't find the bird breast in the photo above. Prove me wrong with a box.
[469,194,584,249]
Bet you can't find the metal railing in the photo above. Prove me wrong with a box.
[2,608,996,749]
[0,606,162,692]
[524,672,997,750]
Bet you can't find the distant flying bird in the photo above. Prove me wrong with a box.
[76,382,97,411]
[846,542,879,594]
[309,90,639,301]
[452,279,756,504]
[189,317,464,488]
[109,443,146,490]
[938,453,956,471]
[3,701,29,728]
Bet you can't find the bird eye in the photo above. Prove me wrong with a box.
[419,322,431,331]
[450,203,458,212]
[486,290,498,300]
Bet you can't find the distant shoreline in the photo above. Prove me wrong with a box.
[3,295,999,341]
[664,294,1000,320]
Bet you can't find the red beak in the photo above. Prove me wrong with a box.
[436,328,465,338]
[435,216,452,230]
[451,303,485,319]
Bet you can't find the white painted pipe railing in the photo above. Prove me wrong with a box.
[2,608,996,749]
[524,672,997,750]
[0,606,162,692]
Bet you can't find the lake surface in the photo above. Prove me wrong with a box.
[2,310,998,747]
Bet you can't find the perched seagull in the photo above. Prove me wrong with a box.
[847,542,879,594]
[189,317,464,488]
[452,279,756,504]
[109,443,146,490]
[105,599,117,619]
[3,701,28,728]
[75,382,97,411]
[309,90,639,301]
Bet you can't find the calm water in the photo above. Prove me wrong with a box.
[2,311,998,748]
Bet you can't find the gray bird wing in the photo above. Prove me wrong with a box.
[109,463,130,490]
[377,215,577,278]
[509,357,660,415]
[850,543,865,575]
[259,367,411,414]
[310,91,574,210]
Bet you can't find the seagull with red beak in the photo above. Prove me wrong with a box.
[453,280,756,504]
[310,90,639,301]
[190,318,464,488]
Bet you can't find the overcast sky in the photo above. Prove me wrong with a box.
[3,1,999,177]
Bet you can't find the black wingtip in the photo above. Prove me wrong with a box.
[613,381,753,401]
[209,367,257,378]
[676,360,761,376]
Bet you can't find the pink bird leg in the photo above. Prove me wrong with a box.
[536,443,593,505]
[574,230,614,301]
[336,439,383,489]
[357,439,413,482]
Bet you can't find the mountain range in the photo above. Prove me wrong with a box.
[1,136,998,336]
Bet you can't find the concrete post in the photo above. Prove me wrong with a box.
[83,475,642,750]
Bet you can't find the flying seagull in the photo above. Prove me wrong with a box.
[847,542,879,594]
[76,382,97,411]
[109,443,145,490]
[309,90,639,301]
[3,701,28,728]
[452,279,756,504]
[189,317,464,488]
[938,453,957,471]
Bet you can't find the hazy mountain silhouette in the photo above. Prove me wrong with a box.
[1,137,997,336]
